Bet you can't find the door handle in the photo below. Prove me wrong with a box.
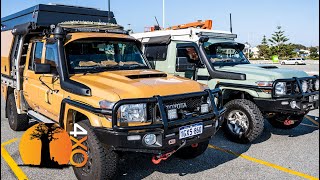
[45,90,51,104]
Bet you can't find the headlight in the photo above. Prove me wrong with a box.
[119,103,147,122]
[275,82,287,95]
[315,79,319,90]
[301,81,308,92]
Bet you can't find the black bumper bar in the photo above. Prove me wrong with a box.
[59,89,225,153]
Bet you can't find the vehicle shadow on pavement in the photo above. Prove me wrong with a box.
[116,131,251,180]
[259,116,319,139]
[116,116,319,179]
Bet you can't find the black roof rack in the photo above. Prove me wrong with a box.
[1,4,117,31]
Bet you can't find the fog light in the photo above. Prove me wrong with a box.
[143,134,157,145]
[201,104,209,113]
[127,135,141,141]
[167,109,178,120]
[281,101,289,105]
[290,101,297,109]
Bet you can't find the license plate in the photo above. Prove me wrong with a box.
[179,123,203,139]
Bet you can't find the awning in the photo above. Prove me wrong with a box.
[142,35,171,45]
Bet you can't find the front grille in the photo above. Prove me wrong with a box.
[163,96,203,112]
[145,94,209,122]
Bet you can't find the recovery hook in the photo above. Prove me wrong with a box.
[151,141,186,165]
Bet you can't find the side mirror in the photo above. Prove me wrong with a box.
[176,57,196,72]
[199,36,209,43]
[34,63,51,74]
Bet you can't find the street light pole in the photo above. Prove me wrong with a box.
[108,0,111,23]
[162,0,165,29]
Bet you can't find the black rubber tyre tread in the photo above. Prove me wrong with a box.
[222,99,264,144]
[174,140,209,159]
[72,120,119,180]
[6,93,29,131]
[267,113,304,129]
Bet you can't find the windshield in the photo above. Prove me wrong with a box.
[65,38,149,74]
[203,40,249,66]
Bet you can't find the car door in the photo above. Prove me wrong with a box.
[36,42,64,121]
[174,43,204,82]
[23,41,44,112]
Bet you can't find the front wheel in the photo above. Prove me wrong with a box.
[72,120,119,180]
[222,99,264,144]
[295,62,298,65]
[174,140,209,159]
[281,62,285,65]
[266,113,304,129]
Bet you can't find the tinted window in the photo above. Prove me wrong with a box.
[45,43,58,73]
[144,44,168,61]
[28,42,43,70]
[177,46,200,61]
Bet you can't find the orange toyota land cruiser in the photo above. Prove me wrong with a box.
[1,4,225,179]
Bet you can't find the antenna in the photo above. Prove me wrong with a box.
[154,16,160,27]
[229,13,233,33]
[108,0,111,23]
[154,16,161,30]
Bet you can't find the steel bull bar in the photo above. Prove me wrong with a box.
[272,75,319,98]
[59,89,225,133]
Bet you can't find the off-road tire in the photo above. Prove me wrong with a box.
[267,113,304,129]
[174,140,209,159]
[6,93,29,131]
[223,99,264,144]
[72,120,119,180]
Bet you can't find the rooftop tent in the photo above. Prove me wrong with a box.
[1,4,117,31]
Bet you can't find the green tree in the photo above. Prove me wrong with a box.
[309,46,319,58]
[269,26,289,46]
[261,35,268,45]
[269,26,290,58]
[291,44,307,50]
[257,35,270,59]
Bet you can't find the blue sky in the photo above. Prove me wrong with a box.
[1,0,319,47]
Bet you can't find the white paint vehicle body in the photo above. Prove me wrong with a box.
[281,58,306,65]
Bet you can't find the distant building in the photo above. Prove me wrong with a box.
[250,47,259,58]
[298,49,310,57]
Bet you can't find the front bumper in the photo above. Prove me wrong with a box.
[94,117,218,154]
[254,95,319,114]
[60,89,225,154]
[255,75,319,114]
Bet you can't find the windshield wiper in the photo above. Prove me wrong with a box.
[82,65,120,75]
[121,64,148,69]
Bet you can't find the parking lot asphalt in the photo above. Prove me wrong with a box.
[1,64,319,180]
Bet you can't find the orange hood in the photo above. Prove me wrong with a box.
[70,70,205,102]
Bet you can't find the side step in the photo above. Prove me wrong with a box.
[27,110,56,124]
